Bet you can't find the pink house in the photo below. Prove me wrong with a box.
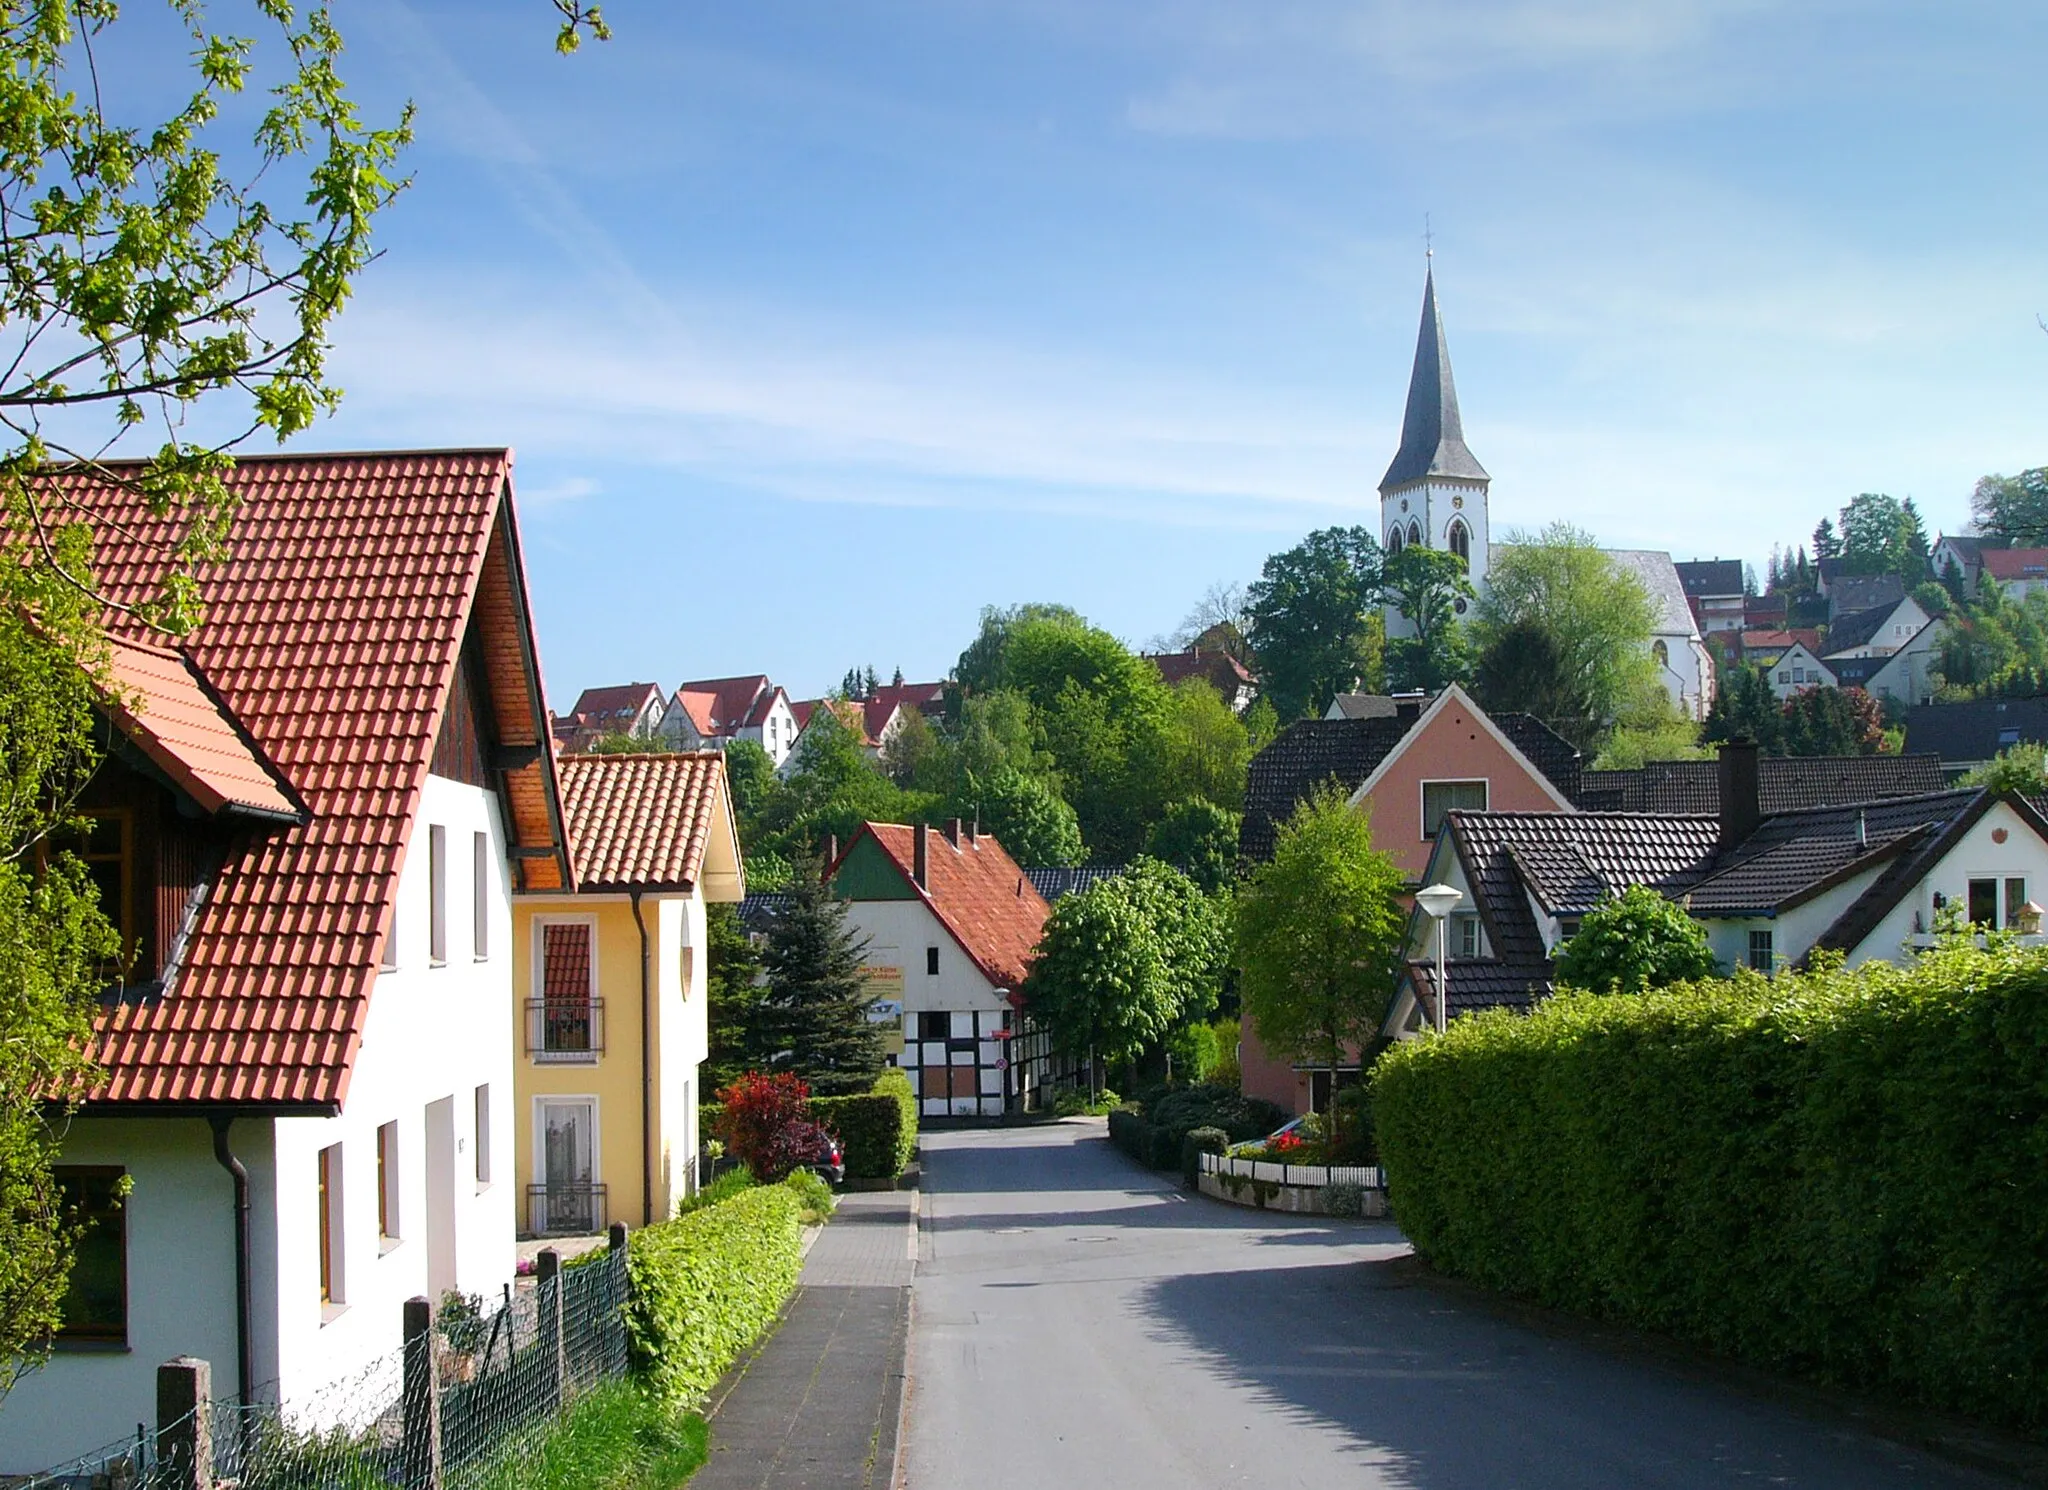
[1237,685,1579,1114]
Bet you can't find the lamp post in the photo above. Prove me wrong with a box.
[1414,884,1464,1036]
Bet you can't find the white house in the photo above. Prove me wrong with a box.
[1829,620,1945,708]
[0,450,572,1472]
[1764,641,1838,700]
[825,821,1051,1118]
[663,676,801,767]
[1824,595,1934,662]
[1981,547,2048,603]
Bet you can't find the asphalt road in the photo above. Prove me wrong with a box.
[903,1119,2009,1490]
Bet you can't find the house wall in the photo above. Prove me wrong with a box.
[651,894,707,1215]
[1381,477,1489,640]
[1695,863,1889,975]
[1848,802,2048,963]
[0,1117,255,1471]
[268,773,518,1413]
[836,895,1011,1117]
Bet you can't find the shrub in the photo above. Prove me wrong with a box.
[1112,1084,1285,1170]
[782,1168,835,1224]
[1323,1181,1366,1218]
[1373,945,2048,1429]
[1051,1086,1119,1117]
[676,1166,756,1216]
[809,1073,916,1181]
[626,1182,805,1407]
[1180,1126,1229,1185]
[715,1072,831,1183]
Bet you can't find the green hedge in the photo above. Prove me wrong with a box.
[1109,1085,1285,1171]
[625,1181,805,1407]
[1372,945,2048,1429]
[701,1071,917,1182]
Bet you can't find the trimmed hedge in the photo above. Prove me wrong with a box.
[625,1181,806,1406]
[702,1070,917,1182]
[1373,945,2048,1429]
[1109,1084,1285,1171]
[1180,1126,1229,1186]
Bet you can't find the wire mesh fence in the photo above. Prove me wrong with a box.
[13,1246,632,1490]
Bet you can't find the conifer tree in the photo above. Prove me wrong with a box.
[753,858,887,1096]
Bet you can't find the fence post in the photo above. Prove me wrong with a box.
[536,1248,566,1411]
[608,1222,628,1254]
[401,1296,443,1490]
[156,1357,212,1490]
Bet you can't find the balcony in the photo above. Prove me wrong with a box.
[527,1182,607,1237]
[526,998,604,1062]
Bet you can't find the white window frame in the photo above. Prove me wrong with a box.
[531,1095,603,1190]
[428,824,448,966]
[1419,778,1489,840]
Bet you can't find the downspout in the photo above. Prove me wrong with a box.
[630,891,654,1227]
[207,1115,253,1406]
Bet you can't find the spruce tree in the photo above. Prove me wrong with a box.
[753,859,887,1096]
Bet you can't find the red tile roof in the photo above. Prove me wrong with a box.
[102,635,302,820]
[742,685,789,730]
[567,681,664,726]
[558,752,731,891]
[672,675,772,736]
[840,823,1050,990]
[1982,548,2048,582]
[1145,650,1256,693]
[44,449,565,1110]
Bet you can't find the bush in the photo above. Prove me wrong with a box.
[782,1168,835,1224]
[675,1166,755,1216]
[715,1072,832,1183]
[626,1182,806,1407]
[809,1072,916,1181]
[1051,1086,1119,1117]
[1323,1181,1366,1218]
[1180,1125,1229,1186]
[1112,1084,1285,1170]
[1373,945,2048,1429]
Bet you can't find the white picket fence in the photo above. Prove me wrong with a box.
[1199,1152,1382,1189]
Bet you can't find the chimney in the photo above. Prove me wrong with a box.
[945,817,963,848]
[967,815,979,846]
[1717,739,1761,849]
[914,822,929,890]
[1393,690,1426,720]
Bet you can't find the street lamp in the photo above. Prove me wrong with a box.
[1414,884,1464,1036]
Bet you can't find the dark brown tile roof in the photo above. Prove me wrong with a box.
[1683,791,1976,915]
[51,449,567,1109]
[558,752,729,892]
[1577,754,1946,814]
[1904,698,2048,765]
[1675,559,1745,599]
[848,823,1050,990]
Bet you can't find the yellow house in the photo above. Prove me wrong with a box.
[513,752,743,1235]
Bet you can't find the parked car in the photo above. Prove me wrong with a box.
[1228,1116,1310,1156]
[809,1130,846,1186]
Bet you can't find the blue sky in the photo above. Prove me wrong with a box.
[198,2,2048,703]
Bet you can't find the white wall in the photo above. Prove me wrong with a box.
[653,893,708,1212]
[267,773,518,1419]
[839,897,1009,1116]
[0,1117,255,1470]
[1847,802,2048,964]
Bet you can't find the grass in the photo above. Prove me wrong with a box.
[469,1380,708,1490]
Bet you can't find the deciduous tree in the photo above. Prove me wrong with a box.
[1244,527,1385,721]
[1554,885,1718,993]
[1973,468,2048,548]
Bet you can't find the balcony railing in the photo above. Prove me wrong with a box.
[527,1182,607,1237]
[526,998,604,1061]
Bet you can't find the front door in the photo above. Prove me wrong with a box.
[537,1100,598,1234]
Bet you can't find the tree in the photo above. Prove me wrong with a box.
[1022,860,1227,1092]
[1962,743,2048,794]
[753,860,886,1096]
[714,1072,832,1184]
[1780,686,1884,757]
[1813,518,1842,564]
[1153,679,1251,812]
[703,904,766,1094]
[1233,789,1407,1110]
[1972,467,2048,548]
[1703,664,1784,753]
[1164,581,1254,666]
[1472,524,1658,753]
[1244,527,1385,721]
[1837,493,1927,588]
[1593,681,1707,769]
[722,739,780,823]
[1472,618,1576,727]
[950,768,1082,868]
[953,603,1086,696]
[1553,885,1718,993]
[1381,545,1475,692]
[1144,799,1241,893]
[878,705,944,787]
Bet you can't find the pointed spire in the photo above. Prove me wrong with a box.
[1378,267,1488,493]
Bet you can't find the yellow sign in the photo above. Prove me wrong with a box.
[860,965,904,999]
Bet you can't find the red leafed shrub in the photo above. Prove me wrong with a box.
[716,1072,832,1183]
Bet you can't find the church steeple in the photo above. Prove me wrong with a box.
[1378,267,1488,494]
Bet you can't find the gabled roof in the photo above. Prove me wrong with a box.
[568,681,664,726]
[1741,628,1824,658]
[1903,697,2048,764]
[1241,694,1582,861]
[1682,791,1976,916]
[1827,573,1905,621]
[1378,267,1488,492]
[52,449,568,1109]
[556,752,741,896]
[672,675,773,736]
[1935,534,1984,565]
[835,823,1050,990]
[1145,650,1256,694]
[865,681,948,716]
[1324,693,1403,721]
[859,695,904,745]
[1982,548,2048,583]
[1604,550,1699,639]
[1024,866,1126,901]
[1826,599,1913,656]
[1675,559,1745,600]
[101,635,302,821]
[1576,754,1945,814]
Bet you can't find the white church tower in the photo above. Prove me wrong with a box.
[1380,266,1488,637]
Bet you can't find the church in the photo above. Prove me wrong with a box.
[1377,266,1715,721]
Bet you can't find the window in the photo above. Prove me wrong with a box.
[1651,639,1670,668]
[474,1084,492,1187]
[428,825,448,965]
[1778,671,1790,684]
[1998,727,2022,748]
[377,1121,400,1244]
[925,946,940,976]
[1969,878,1998,928]
[1407,519,1421,547]
[1421,780,1488,839]
[918,1010,949,1042]
[532,921,600,1060]
[473,832,490,960]
[45,812,132,970]
[1446,518,1470,564]
[318,1143,345,1305]
[1747,928,1774,972]
[2008,878,2029,929]
[54,1168,125,1343]
[1387,526,1405,555]
[1452,914,1481,960]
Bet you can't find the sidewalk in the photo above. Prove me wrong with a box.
[692,1189,917,1490]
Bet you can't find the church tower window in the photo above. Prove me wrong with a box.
[1652,639,1670,668]
[1407,519,1422,548]
[1387,527,1405,555]
[1447,518,1470,564]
